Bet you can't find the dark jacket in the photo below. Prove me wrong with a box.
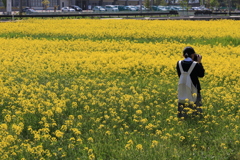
[176,60,205,93]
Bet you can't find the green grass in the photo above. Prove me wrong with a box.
[0,32,239,46]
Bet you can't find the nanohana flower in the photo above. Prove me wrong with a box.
[55,130,64,138]
[0,19,239,159]
[88,137,94,143]
[136,144,143,150]
[136,110,143,115]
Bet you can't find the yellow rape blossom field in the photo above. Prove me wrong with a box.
[0,19,240,159]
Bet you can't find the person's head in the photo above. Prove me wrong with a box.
[183,46,195,59]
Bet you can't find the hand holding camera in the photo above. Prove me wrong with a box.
[194,54,202,63]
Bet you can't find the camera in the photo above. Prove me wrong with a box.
[194,54,201,61]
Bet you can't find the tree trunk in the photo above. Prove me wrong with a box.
[19,0,23,15]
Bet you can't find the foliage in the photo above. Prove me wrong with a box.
[155,0,167,6]
[42,0,50,10]
[144,0,150,9]
[232,0,240,9]
[2,0,6,8]
[206,0,220,9]
[179,0,189,9]
[0,19,239,159]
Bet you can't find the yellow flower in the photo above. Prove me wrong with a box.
[155,130,162,135]
[84,105,90,111]
[89,154,95,160]
[136,144,143,150]
[136,110,142,115]
[77,115,83,120]
[104,115,110,119]
[105,130,111,135]
[125,144,131,150]
[89,129,94,133]
[127,139,134,145]
[55,107,62,114]
[69,115,75,120]
[140,118,148,124]
[4,135,15,143]
[88,149,93,154]
[59,124,67,131]
[72,102,78,108]
[77,138,83,144]
[12,123,24,135]
[51,137,57,142]
[71,128,81,135]
[34,133,41,141]
[0,123,8,130]
[0,19,239,159]
[180,136,185,141]
[55,130,64,138]
[88,137,94,143]
[151,140,158,148]
[4,114,11,123]
[68,144,75,149]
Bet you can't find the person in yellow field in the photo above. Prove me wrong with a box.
[176,46,205,118]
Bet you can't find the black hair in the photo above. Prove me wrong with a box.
[183,46,195,58]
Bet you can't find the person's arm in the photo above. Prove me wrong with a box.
[197,63,205,77]
[176,61,181,77]
[196,55,204,77]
